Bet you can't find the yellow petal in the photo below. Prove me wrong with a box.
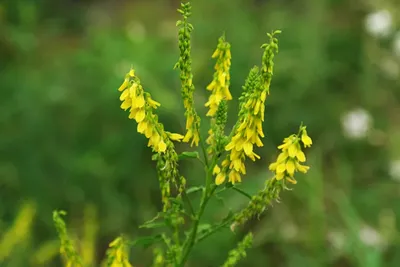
[135,94,145,108]
[119,89,130,101]
[228,170,241,184]
[147,97,161,109]
[301,133,312,147]
[276,172,285,180]
[296,150,306,162]
[135,109,146,122]
[269,162,278,171]
[137,120,148,133]
[215,172,226,185]
[168,133,184,141]
[288,143,298,158]
[158,140,167,153]
[120,100,132,110]
[213,165,221,175]
[286,160,295,175]
[243,142,253,156]
[276,163,286,173]
[286,177,297,184]
[296,162,310,173]
[118,79,129,92]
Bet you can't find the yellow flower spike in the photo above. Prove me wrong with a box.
[205,35,233,118]
[129,69,135,77]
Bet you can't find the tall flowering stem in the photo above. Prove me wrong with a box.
[175,1,200,147]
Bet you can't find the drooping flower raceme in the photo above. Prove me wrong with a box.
[268,126,312,184]
[118,69,184,153]
[118,69,186,210]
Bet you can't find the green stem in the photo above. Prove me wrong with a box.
[179,139,216,266]
[231,187,252,200]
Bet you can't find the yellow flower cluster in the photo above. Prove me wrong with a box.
[269,127,312,184]
[214,84,267,185]
[205,36,233,117]
[106,237,133,267]
[118,69,184,153]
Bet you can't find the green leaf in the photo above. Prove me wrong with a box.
[139,222,166,229]
[178,151,199,160]
[131,234,163,248]
[186,186,204,195]
[139,213,166,229]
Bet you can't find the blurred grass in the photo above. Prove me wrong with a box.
[0,0,400,266]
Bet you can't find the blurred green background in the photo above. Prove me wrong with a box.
[1,0,400,266]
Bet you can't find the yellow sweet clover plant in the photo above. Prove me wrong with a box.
[53,1,313,266]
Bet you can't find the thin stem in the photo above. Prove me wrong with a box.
[231,187,252,200]
[199,134,209,168]
[195,217,234,244]
[182,191,195,218]
[179,147,216,266]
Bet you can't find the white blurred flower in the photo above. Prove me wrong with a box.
[393,32,400,57]
[341,108,372,139]
[380,58,399,79]
[365,10,393,38]
[359,225,383,247]
[327,230,346,251]
[389,159,400,182]
[280,223,298,240]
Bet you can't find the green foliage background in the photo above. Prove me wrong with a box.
[1,0,399,266]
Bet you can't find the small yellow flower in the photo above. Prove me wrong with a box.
[167,132,184,142]
[213,165,221,175]
[215,172,226,185]
[301,130,312,147]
